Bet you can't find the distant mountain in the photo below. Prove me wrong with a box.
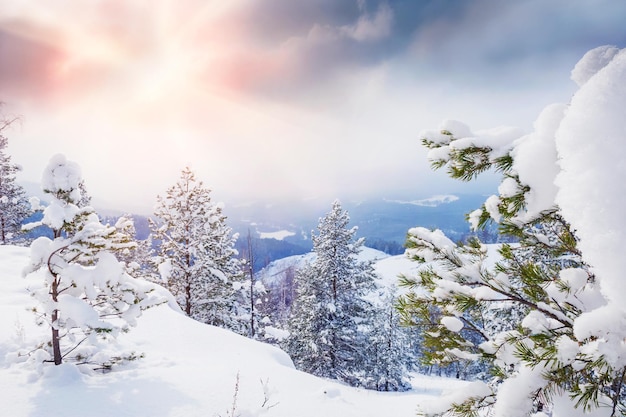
[16,184,495,272]
[226,193,496,271]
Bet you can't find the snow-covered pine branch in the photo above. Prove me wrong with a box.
[400,46,626,417]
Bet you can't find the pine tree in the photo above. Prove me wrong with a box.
[397,108,619,415]
[22,154,163,369]
[362,284,413,391]
[285,200,377,386]
[0,126,31,244]
[255,262,297,342]
[150,167,246,332]
[113,214,158,281]
[240,229,267,339]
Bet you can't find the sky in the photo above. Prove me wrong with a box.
[1,0,625,214]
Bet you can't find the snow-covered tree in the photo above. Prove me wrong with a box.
[0,125,31,244]
[362,284,414,391]
[285,200,377,386]
[22,154,163,369]
[398,46,626,417]
[255,262,297,343]
[76,178,92,208]
[150,167,246,332]
[239,229,267,339]
[113,214,158,281]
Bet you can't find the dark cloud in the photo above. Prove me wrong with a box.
[238,0,469,52]
[226,1,402,99]
[237,0,626,96]
[407,0,626,84]
[237,0,362,43]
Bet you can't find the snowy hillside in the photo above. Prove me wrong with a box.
[258,246,391,285]
[0,245,469,417]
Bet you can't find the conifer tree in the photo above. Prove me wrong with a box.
[22,154,162,368]
[285,200,377,386]
[363,284,414,391]
[397,47,626,416]
[240,229,267,339]
[0,125,31,244]
[113,214,158,281]
[150,167,246,332]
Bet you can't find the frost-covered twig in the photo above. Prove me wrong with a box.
[260,377,279,410]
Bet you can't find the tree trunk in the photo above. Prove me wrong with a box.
[185,244,192,316]
[247,229,255,338]
[185,275,192,316]
[51,275,62,365]
[1,216,6,244]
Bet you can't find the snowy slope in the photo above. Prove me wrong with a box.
[258,246,390,285]
[0,245,468,417]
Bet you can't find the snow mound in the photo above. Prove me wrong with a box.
[570,45,620,86]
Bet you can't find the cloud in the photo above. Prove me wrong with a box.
[408,0,626,86]
[0,29,63,100]
[1,0,625,212]
[339,3,394,42]
[5,0,622,107]
[211,2,397,100]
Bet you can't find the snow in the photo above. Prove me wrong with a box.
[509,103,564,222]
[0,244,472,417]
[497,177,519,198]
[440,316,464,332]
[559,268,588,293]
[416,380,491,416]
[258,230,296,240]
[493,364,546,417]
[422,122,524,162]
[157,258,173,281]
[570,45,620,87]
[521,310,552,334]
[467,208,482,230]
[259,246,389,285]
[56,293,106,329]
[439,120,473,139]
[555,47,626,309]
[372,252,419,288]
[262,326,290,342]
[551,393,611,417]
[406,227,456,261]
[385,194,459,207]
[41,154,83,201]
[483,194,502,223]
[555,335,579,365]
